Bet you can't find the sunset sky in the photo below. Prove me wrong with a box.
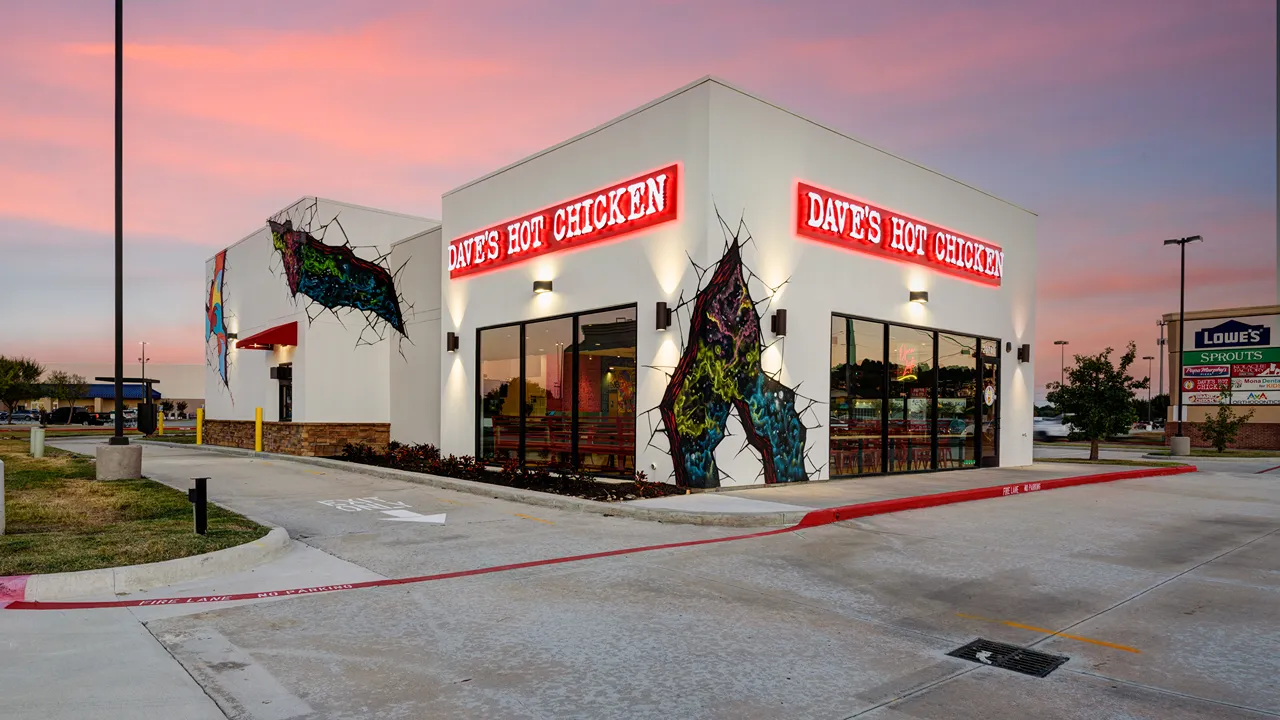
[0,0,1274,401]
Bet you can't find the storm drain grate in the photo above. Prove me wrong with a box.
[947,638,1069,678]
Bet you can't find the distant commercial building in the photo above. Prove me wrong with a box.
[1165,304,1280,449]
[30,383,162,414]
[40,363,204,411]
[204,77,1038,484]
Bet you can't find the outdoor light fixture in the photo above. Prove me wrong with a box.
[533,280,553,294]
[1017,344,1031,363]
[226,332,238,340]
[656,301,673,331]
[1163,235,1204,439]
[909,290,929,304]
[771,309,788,336]
[446,332,459,353]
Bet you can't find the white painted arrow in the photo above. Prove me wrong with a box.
[975,650,993,664]
[380,509,447,524]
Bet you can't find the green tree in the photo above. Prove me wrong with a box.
[176,400,189,417]
[160,400,175,414]
[1045,342,1149,460]
[46,371,89,424]
[1200,392,1255,452]
[0,356,45,423]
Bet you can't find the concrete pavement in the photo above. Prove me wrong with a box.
[7,438,1277,718]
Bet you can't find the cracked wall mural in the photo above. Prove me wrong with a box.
[205,249,231,394]
[268,201,410,346]
[648,211,820,489]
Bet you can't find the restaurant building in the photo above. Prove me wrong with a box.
[206,77,1038,484]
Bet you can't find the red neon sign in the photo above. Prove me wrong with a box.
[796,182,1003,286]
[449,165,679,279]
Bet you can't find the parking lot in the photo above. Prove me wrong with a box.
[6,442,1278,719]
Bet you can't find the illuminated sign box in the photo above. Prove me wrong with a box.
[449,165,679,279]
[795,182,1003,286]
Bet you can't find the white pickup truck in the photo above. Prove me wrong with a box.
[1033,417,1072,441]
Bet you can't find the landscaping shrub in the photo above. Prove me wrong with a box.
[339,442,684,502]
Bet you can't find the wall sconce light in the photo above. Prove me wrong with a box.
[1017,343,1031,362]
[533,280,553,294]
[446,331,459,352]
[770,309,788,336]
[656,301,673,331]
[909,290,929,304]
[226,332,238,340]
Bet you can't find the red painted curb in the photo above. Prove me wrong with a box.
[4,465,1196,611]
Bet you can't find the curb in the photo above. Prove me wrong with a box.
[133,441,1197,528]
[1,527,291,603]
[1140,453,1279,462]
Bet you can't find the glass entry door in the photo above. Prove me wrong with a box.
[979,341,1000,467]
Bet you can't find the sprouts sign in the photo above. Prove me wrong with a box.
[1181,314,1280,405]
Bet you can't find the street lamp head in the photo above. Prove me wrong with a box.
[1163,235,1203,246]
[1142,355,1154,360]
[1053,340,1069,346]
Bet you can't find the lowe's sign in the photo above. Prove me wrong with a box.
[1193,319,1271,349]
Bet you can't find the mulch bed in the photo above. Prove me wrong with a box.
[338,442,687,503]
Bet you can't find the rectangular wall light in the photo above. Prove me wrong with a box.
[533,280,553,294]
[446,331,459,352]
[1017,343,1030,362]
[771,309,787,336]
[909,290,929,304]
[656,301,673,331]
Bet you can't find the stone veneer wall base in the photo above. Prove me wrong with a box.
[203,420,389,457]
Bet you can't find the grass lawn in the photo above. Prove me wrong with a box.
[1036,457,1189,468]
[151,433,198,444]
[1145,448,1280,458]
[0,438,268,576]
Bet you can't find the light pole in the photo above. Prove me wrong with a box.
[139,341,149,381]
[1053,340,1069,389]
[1164,235,1203,437]
[1142,355,1154,424]
[110,0,127,447]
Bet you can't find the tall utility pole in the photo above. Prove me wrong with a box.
[1053,340,1069,389]
[139,341,148,381]
[1164,235,1203,437]
[110,0,127,447]
[1142,355,1155,424]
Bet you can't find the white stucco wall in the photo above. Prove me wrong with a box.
[437,77,1036,484]
[704,81,1037,472]
[204,197,437,423]
[389,227,443,444]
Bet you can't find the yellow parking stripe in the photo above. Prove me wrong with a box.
[956,612,1140,654]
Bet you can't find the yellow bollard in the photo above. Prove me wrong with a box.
[158,411,165,436]
[196,408,204,445]
[254,407,263,452]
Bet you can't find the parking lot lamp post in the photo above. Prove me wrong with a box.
[1163,235,1203,437]
[1053,340,1069,390]
[110,0,127,447]
[1142,356,1155,424]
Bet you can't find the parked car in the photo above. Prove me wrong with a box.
[47,407,94,425]
[0,411,7,421]
[7,411,37,423]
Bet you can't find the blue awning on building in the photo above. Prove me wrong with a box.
[79,384,162,400]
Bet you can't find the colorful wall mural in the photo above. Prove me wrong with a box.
[268,202,408,344]
[655,214,814,488]
[205,249,230,393]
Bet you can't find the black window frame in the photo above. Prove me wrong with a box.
[475,303,638,476]
[832,311,1000,478]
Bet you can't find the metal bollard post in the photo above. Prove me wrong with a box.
[1,459,6,535]
[188,477,208,535]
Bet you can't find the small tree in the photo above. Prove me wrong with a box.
[46,371,89,424]
[160,400,175,414]
[1200,392,1254,453]
[1045,342,1148,460]
[0,356,44,423]
[176,400,189,418]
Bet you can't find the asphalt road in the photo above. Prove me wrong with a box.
[7,441,1278,719]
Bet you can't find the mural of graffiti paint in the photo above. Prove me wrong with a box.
[205,249,230,391]
[658,240,808,488]
[268,219,407,336]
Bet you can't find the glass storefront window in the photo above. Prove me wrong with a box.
[477,305,637,476]
[887,325,935,472]
[478,325,521,462]
[575,308,638,473]
[830,313,999,478]
[830,317,885,476]
[937,334,978,468]
[523,317,574,467]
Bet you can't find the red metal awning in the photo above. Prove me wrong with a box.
[236,321,298,350]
